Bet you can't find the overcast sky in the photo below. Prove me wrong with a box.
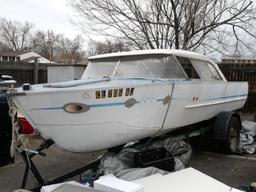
[0,0,80,39]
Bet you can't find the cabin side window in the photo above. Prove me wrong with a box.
[190,59,222,81]
[176,56,222,81]
[160,56,187,79]
[115,55,187,79]
[82,58,118,78]
[207,63,223,80]
[84,55,187,79]
[176,56,200,79]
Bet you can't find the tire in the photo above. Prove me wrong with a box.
[224,117,240,154]
[213,112,241,154]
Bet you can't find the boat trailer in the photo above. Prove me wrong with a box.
[6,86,242,191]
[10,128,206,191]
[20,139,101,192]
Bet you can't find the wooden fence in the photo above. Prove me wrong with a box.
[219,63,256,92]
[0,62,47,86]
[219,63,256,112]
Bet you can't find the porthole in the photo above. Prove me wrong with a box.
[125,98,136,108]
[64,103,90,113]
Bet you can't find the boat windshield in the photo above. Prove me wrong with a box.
[82,54,186,79]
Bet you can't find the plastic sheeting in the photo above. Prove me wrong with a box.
[140,137,192,166]
[98,137,192,180]
[239,120,256,154]
[242,121,256,136]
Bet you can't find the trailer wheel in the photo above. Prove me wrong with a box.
[213,112,241,154]
[225,117,240,153]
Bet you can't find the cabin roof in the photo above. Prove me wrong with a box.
[89,49,213,63]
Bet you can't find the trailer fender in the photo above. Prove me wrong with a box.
[213,111,241,141]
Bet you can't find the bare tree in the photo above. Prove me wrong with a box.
[56,35,85,64]
[0,41,10,51]
[0,18,34,51]
[32,30,50,58]
[32,30,61,62]
[0,17,86,63]
[87,39,131,56]
[70,0,256,54]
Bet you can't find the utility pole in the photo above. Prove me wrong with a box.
[33,57,39,84]
[47,30,52,64]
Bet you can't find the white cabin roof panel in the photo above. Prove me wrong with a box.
[89,49,213,63]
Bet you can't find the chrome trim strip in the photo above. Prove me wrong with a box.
[185,96,247,109]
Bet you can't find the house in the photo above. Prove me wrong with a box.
[19,52,52,63]
[0,51,52,63]
[0,51,20,62]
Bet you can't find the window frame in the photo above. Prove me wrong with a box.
[190,59,223,81]
[175,56,199,80]
[206,62,223,81]
[175,56,223,81]
[86,54,189,80]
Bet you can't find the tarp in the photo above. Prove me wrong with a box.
[98,137,192,180]
[239,120,256,154]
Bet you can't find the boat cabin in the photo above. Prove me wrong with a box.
[83,49,226,81]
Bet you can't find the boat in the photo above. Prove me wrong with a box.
[10,49,248,152]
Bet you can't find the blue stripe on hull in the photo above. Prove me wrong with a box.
[31,94,247,111]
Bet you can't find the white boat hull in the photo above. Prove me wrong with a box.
[13,79,248,152]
